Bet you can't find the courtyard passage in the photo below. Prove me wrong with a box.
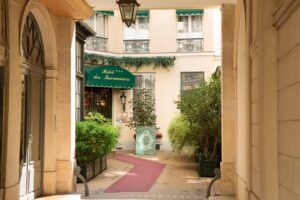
[77,151,219,200]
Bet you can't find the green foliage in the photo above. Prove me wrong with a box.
[128,88,157,129]
[168,115,195,152]
[170,68,221,161]
[85,112,111,124]
[85,53,176,70]
[76,113,119,165]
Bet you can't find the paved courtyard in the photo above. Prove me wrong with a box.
[77,151,221,200]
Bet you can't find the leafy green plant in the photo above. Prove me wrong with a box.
[128,88,157,129]
[76,114,119,166]
[85,53,176,70]
[85,112,111,124]
[170,68,221,161]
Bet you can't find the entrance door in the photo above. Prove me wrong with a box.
[20,13,45,200]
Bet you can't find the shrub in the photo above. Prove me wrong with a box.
[85,112,111,124]
[76,113,119,166]
[128,88,157,129]
[170,68,221,161]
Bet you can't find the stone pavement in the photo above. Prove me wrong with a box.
[77,151,223,200]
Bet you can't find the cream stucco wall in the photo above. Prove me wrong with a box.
[98,9,219,54]
[0,0,92,199]
[108,54,221,151]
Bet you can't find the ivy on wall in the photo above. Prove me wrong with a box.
[85,53,176,70]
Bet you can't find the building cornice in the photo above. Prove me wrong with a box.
[273,0,300,29]
[41,0,93,20]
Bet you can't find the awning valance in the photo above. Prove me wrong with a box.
[84,65,135,89]
[95,10,114,16]
[137,10,149,17]
[176,9,204,16]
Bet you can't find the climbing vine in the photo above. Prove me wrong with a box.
[85,53,176,70]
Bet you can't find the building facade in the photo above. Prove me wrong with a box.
[83,9,221,151]
[0,0,92,199]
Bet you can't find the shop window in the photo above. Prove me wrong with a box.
[181,72,204,91]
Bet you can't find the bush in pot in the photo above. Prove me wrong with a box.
[128,88,158,155]
[76,112,119,180]
[169,68,221,177]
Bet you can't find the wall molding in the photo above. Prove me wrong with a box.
[273,0,300,29]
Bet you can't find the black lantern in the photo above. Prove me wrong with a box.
[120,92,127,111]
[116,0,140,27]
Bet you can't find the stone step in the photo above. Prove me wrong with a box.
[209,196,236,200]
[36,194,81,200]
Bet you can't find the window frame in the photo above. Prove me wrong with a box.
[177,15,203,39]
[180,71,205,92]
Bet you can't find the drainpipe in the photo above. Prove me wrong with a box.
[0,0,9,199]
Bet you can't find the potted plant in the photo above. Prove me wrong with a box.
[169,68,221,177]
[76,112,119,181]
[128,88,157,155]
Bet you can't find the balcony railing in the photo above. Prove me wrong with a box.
[124,40,150,53]
[177,38,203,52]
[85,36,108,52]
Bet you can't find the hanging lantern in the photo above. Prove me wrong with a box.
[116,0,140,27]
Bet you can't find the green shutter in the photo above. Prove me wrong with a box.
[176,9,204,16]
[136,10,149,17]
[95,10,114,16]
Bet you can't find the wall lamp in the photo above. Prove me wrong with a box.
[120,92,127,111]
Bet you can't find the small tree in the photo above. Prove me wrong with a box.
[170,68,221,161]
[128,88,157,129]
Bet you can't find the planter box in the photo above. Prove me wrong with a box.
[101,155,107,171]
[78,161,95,182]
[198,155,220,177]
[94,158,101,175]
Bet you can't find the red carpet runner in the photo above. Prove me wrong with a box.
[105,154,165,193]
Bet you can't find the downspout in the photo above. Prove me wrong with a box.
[0,0,9,199]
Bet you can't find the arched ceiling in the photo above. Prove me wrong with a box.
[86,0,237,10]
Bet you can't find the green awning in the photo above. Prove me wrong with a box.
[84,65,135,89]
[176,9,204,16]
[95,10,114,16]
[137,10,149,17]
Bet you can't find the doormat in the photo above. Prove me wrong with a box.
[105,154,165,193]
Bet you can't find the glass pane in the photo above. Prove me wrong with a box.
[76,41,82,73]
[181,72,204,91]
[138,17,149,30]
[30,75,42,161]
[96,14,105,37]
[192,16,202,32]
[20,74,28,164]
[177,16,188,33]
[75,78,82,121]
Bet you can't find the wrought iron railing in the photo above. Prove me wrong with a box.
[124,40,150,53]
[177,38,203,52]
[85,36,108,52]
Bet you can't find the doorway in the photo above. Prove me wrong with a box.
[19,13,45,200]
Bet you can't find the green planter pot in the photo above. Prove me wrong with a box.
[198,155,220,177]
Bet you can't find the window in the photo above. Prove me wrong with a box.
[75,40,84,121]
[177,15,203,38]
[181,72,204,91]
[124,16,150,53]
[134,73,155,100]
[177,15,203,52]
[85,13,108,52]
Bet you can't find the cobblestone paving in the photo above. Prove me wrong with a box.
[77,151,220,200]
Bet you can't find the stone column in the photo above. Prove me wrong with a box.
[220,4,236,196]
[55,16,76,193]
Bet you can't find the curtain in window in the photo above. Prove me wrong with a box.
[177,16,188,33]
[96,14,105,37]
[191,16,202,33]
